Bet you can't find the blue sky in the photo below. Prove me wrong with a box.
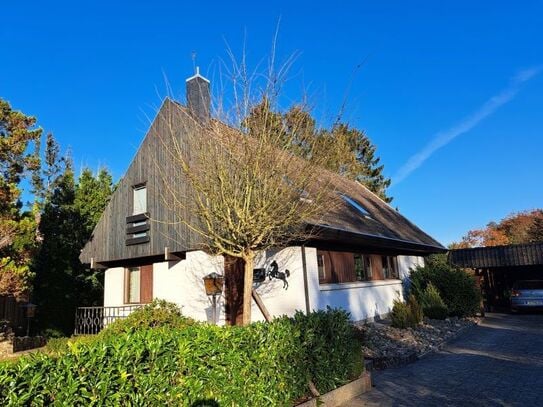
[2,1,542,245]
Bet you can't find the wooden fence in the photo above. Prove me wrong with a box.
[0,295,26,333]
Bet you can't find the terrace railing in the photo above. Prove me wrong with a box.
[74,305,142,335]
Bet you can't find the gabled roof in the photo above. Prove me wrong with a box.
[316,172,445,252]
[81,98,445,265]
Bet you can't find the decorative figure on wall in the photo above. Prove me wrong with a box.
[267,260,290,289]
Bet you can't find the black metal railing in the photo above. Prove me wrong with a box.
[74,305,142,335]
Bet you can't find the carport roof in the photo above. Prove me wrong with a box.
[449,242,543,269]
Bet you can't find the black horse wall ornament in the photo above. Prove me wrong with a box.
[267,260,290,289]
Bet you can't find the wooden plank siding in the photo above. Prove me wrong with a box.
[80,99,202,264]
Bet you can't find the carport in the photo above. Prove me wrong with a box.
[449,242,543,311]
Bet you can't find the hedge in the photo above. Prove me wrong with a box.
[0,306,363,406]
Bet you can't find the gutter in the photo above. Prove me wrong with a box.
[312,224,447,253]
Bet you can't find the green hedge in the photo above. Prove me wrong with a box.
[0,307,363,406]
[411,254,480,317]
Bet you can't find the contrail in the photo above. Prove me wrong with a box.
[393,66,541,185]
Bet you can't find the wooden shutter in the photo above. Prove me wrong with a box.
[140,264,153,304]
[370,255,384,280]
[318,250,356,283]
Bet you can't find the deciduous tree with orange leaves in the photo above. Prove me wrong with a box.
[450,209,543,249]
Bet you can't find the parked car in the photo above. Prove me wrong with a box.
[511,280,543,311]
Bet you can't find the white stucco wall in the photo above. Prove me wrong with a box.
[102,248,425,324]
[103,267,125,307]
[153,251,225,324]
[251,247,307,322]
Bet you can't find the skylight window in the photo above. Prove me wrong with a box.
[341,194,371,218]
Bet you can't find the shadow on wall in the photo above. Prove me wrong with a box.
[313,281,402,322]
[159,252,225,324]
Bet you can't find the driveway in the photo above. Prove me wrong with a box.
[344,313,543,406]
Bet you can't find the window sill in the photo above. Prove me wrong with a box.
[319,279,402,291]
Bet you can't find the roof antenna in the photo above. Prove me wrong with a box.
[191,51,197,73]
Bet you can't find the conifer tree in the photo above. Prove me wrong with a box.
[0,98,42,298]
[244,101,392,202]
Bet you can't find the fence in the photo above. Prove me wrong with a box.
[0,296,27,334]
[74,305,142,335]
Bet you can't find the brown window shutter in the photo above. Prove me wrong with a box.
[140,264,154,304]
[371,255,384,280]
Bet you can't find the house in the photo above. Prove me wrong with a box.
[78,69,446,331]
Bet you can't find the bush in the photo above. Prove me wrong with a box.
[391,299,411,329]
[420,283,448,320]
[408,295,423,325]
[100,299,195,338]
[293,307,363,393]
[0,308,363,405]
[411,255,480,317]
[391,295,422,329]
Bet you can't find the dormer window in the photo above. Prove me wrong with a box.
[133,184,147,215]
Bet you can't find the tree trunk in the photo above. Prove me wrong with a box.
[242,252,255,325]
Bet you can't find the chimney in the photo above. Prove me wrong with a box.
[186,66,210,123]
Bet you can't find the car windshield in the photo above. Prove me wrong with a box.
[514,280,543,290]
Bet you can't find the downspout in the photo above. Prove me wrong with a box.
[301,245,311,315]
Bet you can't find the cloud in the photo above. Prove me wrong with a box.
[393,66,542,185]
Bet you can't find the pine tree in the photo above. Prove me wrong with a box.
[0,98,42,298]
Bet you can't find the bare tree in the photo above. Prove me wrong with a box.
[155,48,338,325]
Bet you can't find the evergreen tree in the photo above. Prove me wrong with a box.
[33,160,81,334]
[33,161,114,335]
[244,100,392,202]
[0,98,42,298]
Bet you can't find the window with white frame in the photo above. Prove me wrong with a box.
[133,184,147,215]
[382,256,399,279]
[126,267,141,303]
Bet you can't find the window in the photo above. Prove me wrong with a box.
[382,256,399,279]
[126,267,141,303]
[341,194,371,217]
[133,184,147,215]
[354,254,372,281]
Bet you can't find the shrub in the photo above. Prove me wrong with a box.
[0,308,363,405]
[100,299,195,338]
[391,299,411,329]
[391,295,422,329]
[420,283,448,320]
[293,307,363,393]
[411,255,480,317]
[408,295,423,325]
